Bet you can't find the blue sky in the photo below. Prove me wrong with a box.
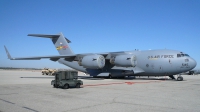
[0,0,199,69]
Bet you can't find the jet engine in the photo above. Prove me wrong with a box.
[110,54,137,67]
[78,55,105,69]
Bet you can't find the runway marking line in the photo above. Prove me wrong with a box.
[82,80,163,87]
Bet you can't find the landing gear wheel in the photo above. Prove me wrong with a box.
[63,84,69,89]
[53,84,58,88]
[177,76,183,81]
[118,76,125,79]
[109,75,112,79]
[76,83,80,88]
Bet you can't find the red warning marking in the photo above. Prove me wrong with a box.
[62,45,68,48]
[82,80,163,87]
[82,82,124,87]
[125,82,135,85]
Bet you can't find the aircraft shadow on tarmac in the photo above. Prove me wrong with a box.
[20,76,105,80]
[78,76,174,81]
[78,76,104,80]
[20,76,184,81]
[20,77,54,79]
[114,77,186,81]
[80,76,183,81]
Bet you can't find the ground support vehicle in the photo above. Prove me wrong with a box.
[51,70,83,89]
[42,68,57,75]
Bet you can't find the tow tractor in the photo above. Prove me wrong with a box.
[51,70,83,89]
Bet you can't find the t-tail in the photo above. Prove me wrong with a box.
[28,32,74,55]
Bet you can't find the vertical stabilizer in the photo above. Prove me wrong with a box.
[52,33,74,55]
[28,33,74,55]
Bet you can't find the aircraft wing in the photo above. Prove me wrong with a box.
[4,46,144,74]
[4,45,128,61]
[4,46,108,61]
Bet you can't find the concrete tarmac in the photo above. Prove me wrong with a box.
[0,70,200,112]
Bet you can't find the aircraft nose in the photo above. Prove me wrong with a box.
[190,58,197,69]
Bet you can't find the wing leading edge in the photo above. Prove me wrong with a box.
[4,46,77,61]
[4,46,108,61]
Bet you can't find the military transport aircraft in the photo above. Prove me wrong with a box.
[4,33,197,81]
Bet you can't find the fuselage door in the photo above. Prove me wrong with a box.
[131,55,137,67]
[159,65,163,72]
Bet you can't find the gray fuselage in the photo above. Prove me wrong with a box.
[58,49,197,77]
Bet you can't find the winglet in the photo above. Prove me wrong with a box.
[4,46,13,60]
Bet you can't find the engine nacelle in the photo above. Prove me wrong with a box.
[78,55,105,69]
[110,55,137,67]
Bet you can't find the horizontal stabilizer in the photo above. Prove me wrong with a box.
[28,33,71,43]
[28,34,60,38]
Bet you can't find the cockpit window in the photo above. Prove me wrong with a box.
[184,54,189,56]
[181,54,184,57]
[177,54,181,57]
[177,54,190,57]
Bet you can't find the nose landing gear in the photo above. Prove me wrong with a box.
[169,75,183,81]
[169,75,176,80]
[177,75,183,81]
